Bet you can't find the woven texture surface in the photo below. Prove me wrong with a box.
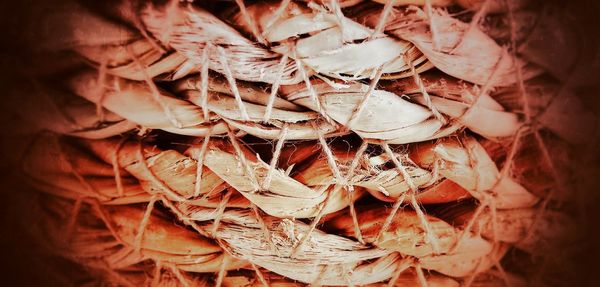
[3,0,600,286]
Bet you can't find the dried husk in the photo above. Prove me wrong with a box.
[35,196,246,275]
[352,4,542,85]
[195,138,350,218]
[10,79,136,139]
[139,1,303,85]
[328,205,458,257]
[82,138,226,200]
[231,1,430,80]
[69,70,228,136]
[447,205,579,254]
[410,136,539,209]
